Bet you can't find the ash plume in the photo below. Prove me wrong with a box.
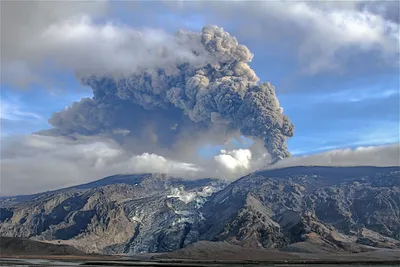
[42,26,294,162]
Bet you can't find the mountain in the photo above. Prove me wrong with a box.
[0,166,399,255]
[200,166,400,253]
[0,173,226,254]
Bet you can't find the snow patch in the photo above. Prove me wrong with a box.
[131,215,142,222]
[167,187,197,204]
[167,185,220,205]
[172,216,193,226]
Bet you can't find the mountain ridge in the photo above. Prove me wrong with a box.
[1,166,399,255]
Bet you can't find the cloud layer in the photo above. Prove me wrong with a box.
[0,135,201,196]
[2,1,398,87]
[121,0,399,74]
[1,2,207,87]
[268,143,400,169]
[1,134,398,196]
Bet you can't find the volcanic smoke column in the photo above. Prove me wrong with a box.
[43,26,294,162]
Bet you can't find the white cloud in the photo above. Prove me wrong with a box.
[213,148,261,179]
[130,153,200,174]
[1,135,398,196]
[172,0,399,73]
[0,135,201,196]
[268,143,400,169]
[287,2,399,73]
[1,1,208,87]
[214,149,252,171]
[36,16,206,73]
[2,0,398,88]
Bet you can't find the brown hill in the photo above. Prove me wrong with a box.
[0,236,85,256]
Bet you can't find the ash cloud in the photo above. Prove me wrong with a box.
[41,26,294,162]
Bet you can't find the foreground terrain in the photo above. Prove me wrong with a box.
[1,166,399,258]
[1,238,399,266]
[0,236,84,256]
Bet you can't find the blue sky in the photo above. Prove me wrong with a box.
[1,81,92,137]
[1,0,399,156]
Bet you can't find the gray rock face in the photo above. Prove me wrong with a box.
[200,166,400,251]
[0,174,226,254]
[1,166,399,254]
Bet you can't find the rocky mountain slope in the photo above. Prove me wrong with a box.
[0,174,226,254]
[1,166,399,255]
[200,166,400,253]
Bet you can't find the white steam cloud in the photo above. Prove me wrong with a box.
[214,149,252,171]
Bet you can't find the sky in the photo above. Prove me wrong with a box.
[1,0,399,195]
